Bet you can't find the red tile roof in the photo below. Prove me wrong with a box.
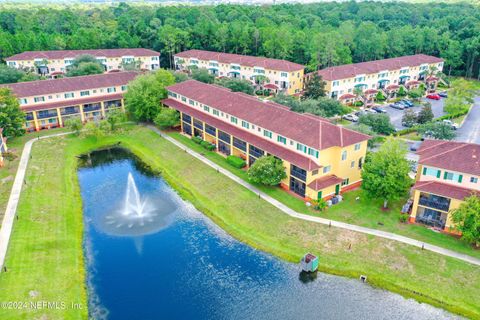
[339,93,356,100]
[264,83,279,90]
[307,175,343,191]
[0,72,138,98]
[162,98,320,171]
[364,89,378,95]
[386,84,400,90]
[166,80,370,151]
[6,48,159,61]
[309,54,443,81]
[406,80,421,86]
[174,49,304,72]
[21,93,124,112]
[413,181,476,201]
[417,140,480,176]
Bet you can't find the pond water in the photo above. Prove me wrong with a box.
[78,148,460,320]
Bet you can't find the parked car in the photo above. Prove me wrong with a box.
[365,108,377,114]
[343,114,359,122]
[426,94,441,100]
[390,103,405,110]
[400,99,414,108]
[410,141,422,151]
[443,119,459,130]
[438,91,448,98]
[372,106,387,113]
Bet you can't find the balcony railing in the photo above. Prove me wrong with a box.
[61,107,80,116]
[37,111,58,119]
[83,104,101,112]
[290,165,307,182]
[416,215,446,229]
[419,196,450,212]
[25,113,34,121]
[105,100,122,108]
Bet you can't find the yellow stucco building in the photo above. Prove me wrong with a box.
[0,72,138,132]
[5,48,160,78]
[305,54,444,105]
[410,140,480,232]
[174,50,305,95]
[162,80,370,201]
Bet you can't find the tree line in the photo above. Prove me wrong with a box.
[0,1,479,77]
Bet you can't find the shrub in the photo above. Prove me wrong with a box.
[399,214,408,223]
[226,155,246,168]
[200,140,215,151]
[192,136,203,144]
[353,101,364,107]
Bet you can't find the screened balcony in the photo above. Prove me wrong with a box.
[37,109,58,119]
[290,165,307,182]
[83,103,101,113]
[415,207,447,229]
[418,193,450,212]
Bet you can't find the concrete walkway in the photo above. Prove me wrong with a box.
[0,132,71,270]
[149,126,480,267]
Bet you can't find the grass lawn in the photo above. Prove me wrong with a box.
[0,128,70,225]
[0,125,479,319]
[168,131,480,260]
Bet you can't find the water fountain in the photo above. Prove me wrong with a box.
[94,172,177,237]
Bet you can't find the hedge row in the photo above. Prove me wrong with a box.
[226,155,246,168]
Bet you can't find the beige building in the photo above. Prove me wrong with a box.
[163,80,370,201]
[174,50,305,95]
[305,54,444,105]
[0,72,139,132]
[410,140,480,233]
[5,48,160,78]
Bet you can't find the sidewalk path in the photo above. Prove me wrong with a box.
[0,132,71,270]
[149,126,480,267]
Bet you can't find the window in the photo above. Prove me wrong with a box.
[168,91,177,98]
[351,161,355,168]
[312,169,319,176]
[64,92,74,99]
[264,130,272,138]
[189,99,195,105]
[296,143,307,153]
[213,109,220,116]
[121,85,127,91]
[278,136,287,144]
[181,96,187,102]
[280,72,288,77]
[308,148,319,158]
[422,167,441,178]
[342,179,350,186]
[34,96,45,102]
[332,81,339,87]
[341,150,347,161]
[230,116,238,124]
[471,177,478,183]
[323,165,331,174]
[241,121,249,129]
[443,171,462,183]
[203,106,210,112]
[19,98,28,105]
[107,87,116,93]
[354,143,361,151]
[80,91,90,97]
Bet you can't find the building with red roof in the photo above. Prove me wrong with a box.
[410,140,480,232]
[0,72,139,132]
[163,80,370,200]
[173,49,305,95]
[5,48,160,78]
[305,54,444,105]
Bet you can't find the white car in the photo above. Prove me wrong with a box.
[443,119,459,130]
[343,114,359,122]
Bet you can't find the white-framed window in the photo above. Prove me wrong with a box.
[470,177,478,183]
[332,81,339,87]
[107,87,116,93]
[354,143,361,151]
[19,98,28,105]
[80,91,90,97]
[264,130,272,138]
[341,150,347,161]
[34,96,45,103]
[323,165,331,174]
[351,161,355,168]
[64,92,74,99]
[241,121,249,129]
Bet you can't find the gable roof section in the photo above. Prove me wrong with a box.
[413,181,476,201]
[417,140,480,176]
[166,80,370,151]
[174,49,305,72]
[310,54,443,81]
[6,48,160,61]
[0,72,139,98]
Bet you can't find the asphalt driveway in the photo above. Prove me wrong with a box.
[456,96,480,144]
[384,97,446,130]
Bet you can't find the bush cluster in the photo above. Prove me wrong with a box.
[226,155,246,168]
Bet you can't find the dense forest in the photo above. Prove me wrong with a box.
[0,1,479,77]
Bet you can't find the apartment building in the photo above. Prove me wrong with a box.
[410,140,480,233]
[173,50,305,95]
[162,80,370,201]
[305,54,444,105]
[5,48,160,77]
[0,72,138,132]
[0,128,6,167]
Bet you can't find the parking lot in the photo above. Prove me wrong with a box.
[383,97,446,130]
